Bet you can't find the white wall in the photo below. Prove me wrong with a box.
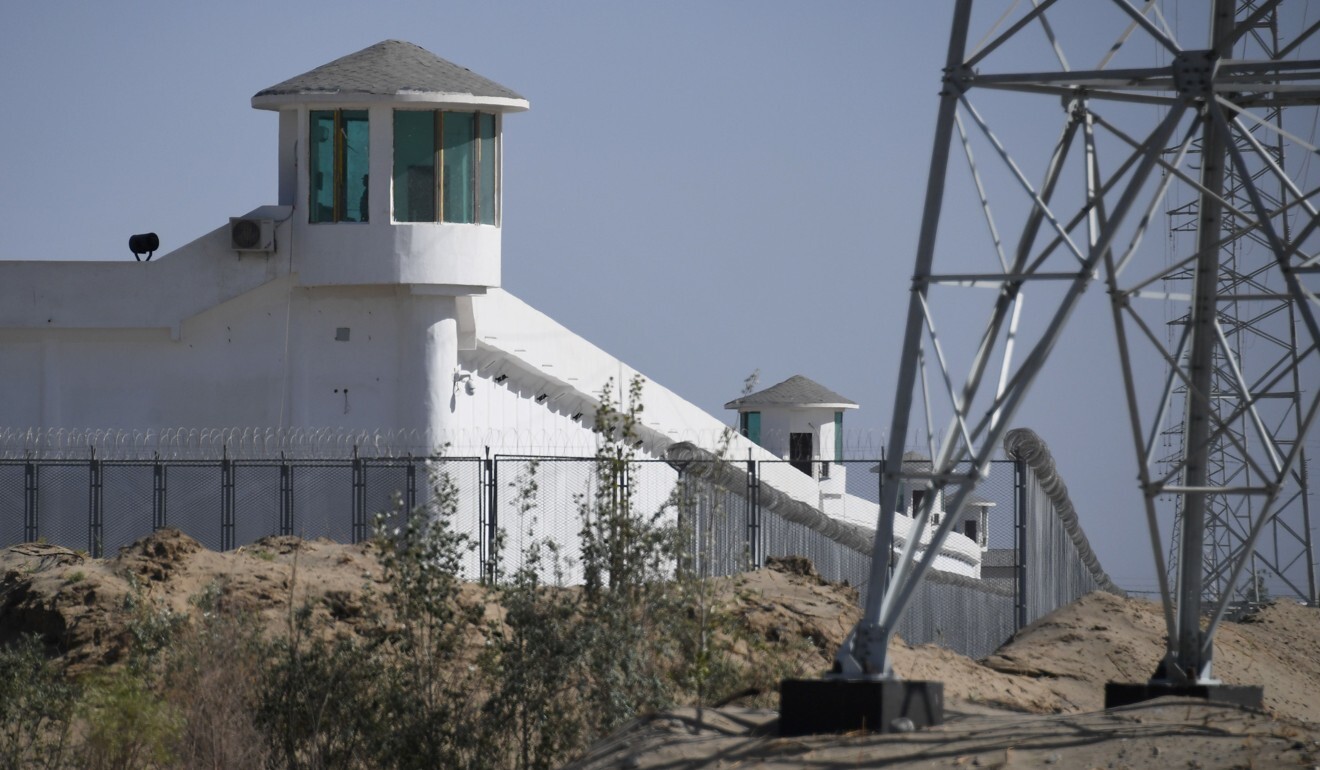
[0,224,465,438]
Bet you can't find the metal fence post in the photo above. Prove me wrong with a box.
[279,458,293,537]
[24,457,38,544]
[1015,456,1028,630]
[88,449,103,557]
[221,452,236,551]
[152,455,166,531]
[405,456,417,514]
[746,451,761,569]
[879,446,893,578]
[351,451,366,544]
[485,453,498,584]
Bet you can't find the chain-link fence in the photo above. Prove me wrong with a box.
[0,434,1121,659]
[1004,428,1125,626]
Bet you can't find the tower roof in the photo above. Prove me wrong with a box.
[724,375,858,411]
[252,40,529,112]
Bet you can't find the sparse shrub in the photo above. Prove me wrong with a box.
[367,471,490,770]
[161,583,269,770]
[78,667,181,770]
[256,537,387,770]
[667,371,759,715]
[0,635,76,770]
[485,461,589,770]
[258,624,385,770]
[481,375,770,764]
[574,377,683,735]
[121,577,187,676]
[254,463,490,770]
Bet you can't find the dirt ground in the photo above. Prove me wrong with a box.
[566,585,1320,770]
[563,700,1320,769]
[3,531,1318,769]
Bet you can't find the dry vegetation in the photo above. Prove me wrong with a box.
[0,378,852,769]
[7,528,1320,770]
[4,382,1318,769]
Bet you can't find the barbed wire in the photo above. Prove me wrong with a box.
[0,426,929,461]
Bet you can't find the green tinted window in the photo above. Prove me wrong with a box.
[479,113,497,225]
[834,411,843,462]
[308,110,369,223]
[390,109,498,225]
[740,412,761,445]
[393,111,436,222]
[342,111,369,223]
[442,112,475,223]
[309,111,336,223]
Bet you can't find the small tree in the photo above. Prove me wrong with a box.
[369,466,490,770]
[574,376,681,735]
[0,636,76,770]
[257,555,386,770]
[485,460,590,770]
[669,370,758,716]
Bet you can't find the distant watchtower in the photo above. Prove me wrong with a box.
[725,375,858,514]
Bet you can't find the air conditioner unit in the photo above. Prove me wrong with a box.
[229,218,275,252]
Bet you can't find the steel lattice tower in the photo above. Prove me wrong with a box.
[829,0,1320,689]
[1162,4,1316,610]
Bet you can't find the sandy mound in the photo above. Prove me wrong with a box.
[567,585,1320,770]
[564,701,1320,770]
[0,529,396,672]
[984,590,1320,723]
[4,531,1319,769]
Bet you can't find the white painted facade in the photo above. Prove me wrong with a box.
[0,42,982,577]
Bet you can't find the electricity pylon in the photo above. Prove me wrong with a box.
[1162,3,1316,611]
[803,0,1319,725]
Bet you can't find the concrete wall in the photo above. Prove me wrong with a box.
[0,275,462,436]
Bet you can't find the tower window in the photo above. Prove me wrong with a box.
[739,411,761,445]
[393,110,499,225]
[834,411,844,462]
[790,433,813,476]
[309,110,369,223]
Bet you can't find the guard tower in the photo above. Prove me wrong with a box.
[252,40,528,288]
[251,41,529,439]
[726,375,857,514]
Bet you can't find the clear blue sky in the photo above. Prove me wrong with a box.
[3,1,1317,596]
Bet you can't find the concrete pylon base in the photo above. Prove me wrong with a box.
[1104,681,1263,710]
[778,678,944,736]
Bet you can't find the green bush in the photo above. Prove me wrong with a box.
[485,462,588,770]
[0,636,76,770]
[368,472,490,770]
[574,377,683,735]
[78,668,181,770]
[258,625,386,770]
[161,585,269,770]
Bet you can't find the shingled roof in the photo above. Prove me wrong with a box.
[724,375,858,410]
[252,40,528,111]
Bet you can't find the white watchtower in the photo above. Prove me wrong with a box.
[252,41,529,439]
[725,374,858,514]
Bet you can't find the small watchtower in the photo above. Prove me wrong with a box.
[725,375,858,481]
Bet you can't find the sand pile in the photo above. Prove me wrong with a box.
[0,530,398,672]
[4,531,1319,769]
